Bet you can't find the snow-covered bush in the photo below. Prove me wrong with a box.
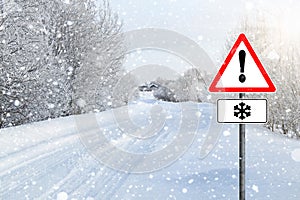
[156,68,213,103]
[152,85,177,102]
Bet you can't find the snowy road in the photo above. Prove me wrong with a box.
[0,100,300,199]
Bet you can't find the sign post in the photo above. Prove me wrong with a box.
[209,33,276,200]
[239,93,245,200]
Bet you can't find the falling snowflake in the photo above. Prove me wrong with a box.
[67,21,73,26]
[14,100,20,107]
[182,188,188,193]
[251,185,259,193]
[56,192,68,200]
[234,102,251,120]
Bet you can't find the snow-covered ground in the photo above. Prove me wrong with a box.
[0,99,299,200]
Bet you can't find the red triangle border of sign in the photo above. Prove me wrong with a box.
[209,33,276,93]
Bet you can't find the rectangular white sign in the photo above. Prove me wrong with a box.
[217,99,267,123]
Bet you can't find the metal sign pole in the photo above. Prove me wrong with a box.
[239,93,246,200]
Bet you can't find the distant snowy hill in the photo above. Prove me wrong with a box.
[0,100,299,199]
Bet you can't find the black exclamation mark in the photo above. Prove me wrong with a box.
[239,50,246,83]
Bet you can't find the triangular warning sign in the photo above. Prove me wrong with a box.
[209,33,276,92]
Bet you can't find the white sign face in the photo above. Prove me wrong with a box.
[209,33,276,93]
[217,99,267,123]
[215,42,269,88]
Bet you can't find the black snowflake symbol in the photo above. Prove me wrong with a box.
[234,102,251,120]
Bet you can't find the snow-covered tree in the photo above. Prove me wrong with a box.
[0,0,124,128]
[0,0,52,127]
[72,0,125,113]
[111,71,138,107]
[227,12,300,137]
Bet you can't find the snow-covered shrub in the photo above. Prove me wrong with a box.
[156,68,213,103]
[152,85,177,102]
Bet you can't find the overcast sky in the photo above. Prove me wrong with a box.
[109,0,299,82]
[110,0,245,60]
